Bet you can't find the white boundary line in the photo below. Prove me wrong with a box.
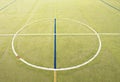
[0,0,16,11]
[0,33,120,36]
[11,18,102,71]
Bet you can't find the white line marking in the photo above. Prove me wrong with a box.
[0,0,16,11]
[12,0,40,58]
[11,18,102,71]
[0,33,120,36]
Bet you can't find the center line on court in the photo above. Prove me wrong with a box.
[54,18,57,69]
[54,18,57,82]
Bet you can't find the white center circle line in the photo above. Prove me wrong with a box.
[11,18,102,71]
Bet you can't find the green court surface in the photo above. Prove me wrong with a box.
[0,0,120,82]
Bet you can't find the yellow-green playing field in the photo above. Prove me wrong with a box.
[0,0,120,82]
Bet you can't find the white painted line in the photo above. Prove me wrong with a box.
[0,34,14,36]
[0,33,120,36]
[99,33,120,35]
[0,0,16,11]
[11,18,102,71]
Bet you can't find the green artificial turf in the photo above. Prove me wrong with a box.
[0,0,120,82]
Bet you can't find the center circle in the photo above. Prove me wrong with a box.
[11,18,102,71]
